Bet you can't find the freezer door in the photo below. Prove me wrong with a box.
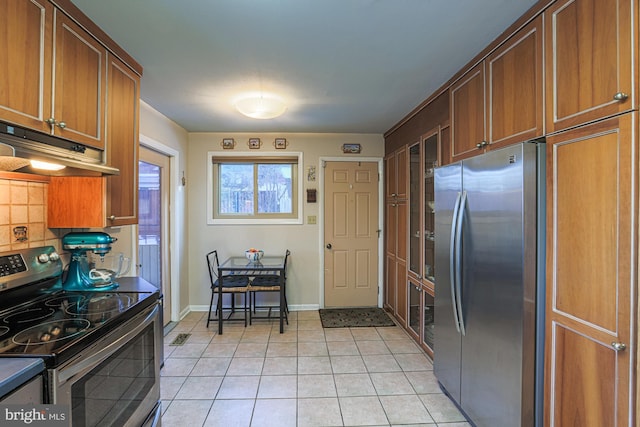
[433,162,463,402]
[459,143,537,426]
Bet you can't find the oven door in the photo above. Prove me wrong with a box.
[51,302,161,427]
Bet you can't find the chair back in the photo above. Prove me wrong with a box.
[283,249,291,278]
[205,250,221,287]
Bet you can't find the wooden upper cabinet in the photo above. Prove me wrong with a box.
[52,11,106,149]
[487,15,544,149]
[0,0,53,133]
[545,0,633,133]
[385,146,408,200]
[545,113,636,426]
[450,62,485,162]
[105,54,140,226]
[48,176,106,228]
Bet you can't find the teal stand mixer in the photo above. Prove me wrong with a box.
[62,232,122,290]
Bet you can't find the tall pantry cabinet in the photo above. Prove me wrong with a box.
[384,0,638,423]
[543,0,637,425]
[384,147,408,325]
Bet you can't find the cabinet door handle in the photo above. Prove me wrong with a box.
[46,118,66,129]
[390,193,397,197]
[107,215,116,221]
[611,342,626,351]
[613,92,628,102]
[326,243,332,249]
[476,141,488,149]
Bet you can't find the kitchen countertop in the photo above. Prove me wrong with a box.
[0,358,44,398]
[113,276,161,296]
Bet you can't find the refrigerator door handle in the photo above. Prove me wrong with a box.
[449,191,463,333]
[454,191,467,336]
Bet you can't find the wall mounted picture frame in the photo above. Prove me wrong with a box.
[342,143,361,154]
[274,138,288,149]
[248,138,261,149]
[221,138,235,149]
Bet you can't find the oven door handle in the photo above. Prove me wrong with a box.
[57,302,159,385]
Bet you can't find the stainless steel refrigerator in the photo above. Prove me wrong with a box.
[434,140,545,427]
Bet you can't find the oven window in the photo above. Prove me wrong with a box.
[71,323,156,426]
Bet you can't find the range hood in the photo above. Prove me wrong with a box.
[0,122,119,176]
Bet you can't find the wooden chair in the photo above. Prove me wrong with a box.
[248,249,290,325]
[205,250,250,328]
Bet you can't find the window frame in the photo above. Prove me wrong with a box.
[207,151,304,225]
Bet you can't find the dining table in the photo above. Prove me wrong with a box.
[217,255,286,334]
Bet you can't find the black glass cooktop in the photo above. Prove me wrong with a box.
[0,289,156,367]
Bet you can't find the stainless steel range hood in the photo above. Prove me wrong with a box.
[0,123,119,176]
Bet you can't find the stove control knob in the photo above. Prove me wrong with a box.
[37,254,50,263]
[49,252,60,262]
[40,333,51,342]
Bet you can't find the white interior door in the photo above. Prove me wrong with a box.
[324,161,379,307]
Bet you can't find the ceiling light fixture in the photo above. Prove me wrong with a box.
[235,94,287,119]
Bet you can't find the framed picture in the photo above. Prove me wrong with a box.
[248,138,261,149]
[342,143,361,154]
[221,138,235,149]
[274,138,288,149]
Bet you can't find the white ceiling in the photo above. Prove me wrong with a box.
[71,0,538,134]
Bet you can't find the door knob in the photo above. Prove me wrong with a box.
[326,243,332,249]
[613,92,628,102]
[611,342,626,351]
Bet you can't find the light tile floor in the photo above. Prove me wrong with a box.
[161,310,469,427]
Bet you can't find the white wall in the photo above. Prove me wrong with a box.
[187,133,384,311]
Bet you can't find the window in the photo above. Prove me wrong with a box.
[208,152,303,224]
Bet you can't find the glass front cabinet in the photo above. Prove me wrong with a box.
[405,128,441,356]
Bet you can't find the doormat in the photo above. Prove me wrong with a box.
[319,308,396,328]
[169,333,191,346]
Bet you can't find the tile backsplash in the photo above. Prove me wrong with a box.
[0,178,64,252]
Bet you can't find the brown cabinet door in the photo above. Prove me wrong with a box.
[395,260,407,326]
[394,146,408,200]
[0,0,52,133]
[53,11,106,149]
[384,253,396,314]
[385,153,396,200]
[105,54,139,226]
[545,114,635,426]
[487,15,543,148]
[47,176,106,228]
[451,62,486,162]
[545,0,633,133]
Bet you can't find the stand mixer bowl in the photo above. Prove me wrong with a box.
[88,253,131,286]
